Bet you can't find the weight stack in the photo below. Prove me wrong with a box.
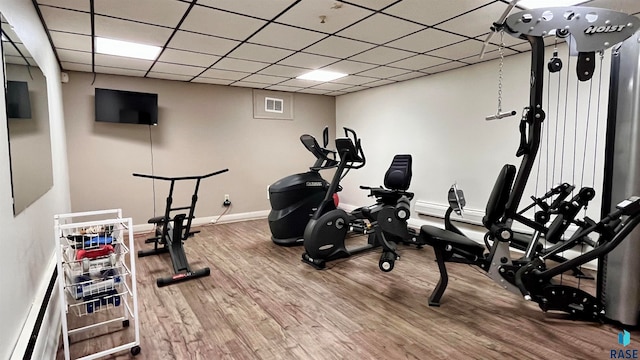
[601,31,640,326]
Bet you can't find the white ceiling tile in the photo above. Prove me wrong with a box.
[94,53,154,71]
[349,46,414,65]
[257,64,309,78]
[192,77,234,85]
[242,73,289,84]
[422,61,467,74]
[345,0,399,11]
[181,5,266,41]
[460,47,518,64]
[331,75,378,86]
[384,0,494,26]
[57,48,92,64]
[169,30,240,56]
[159,48,220,67]
[322,60,378,74]
[40,6,90,34]
[387,28,467,53]
[61,61,92,72]
[276,0,373,34]
[304,36,375,58]
[94,0,188,27]
[94,65,146,77]
[361,79,395,87]
[50,30,92,52]
[279,78,322,87]
[38,0,89,11]
[588,0,640,15]
[213,58,269,73]
[265,85,303,92]
[297,88,330,94]
[249,23,326,51]
[326,91,346,96]
[231,81,269,88]
[479,32,526,48]
[4,55,33,66]
[336,13,424,44]
[196,0,297,20]
[95,15,173,47]
[228,43,294,63]
[427,40,484,60]
[355,66,408,78]
[388,71,427,81]
[147,72,193,81]
[200,68,250,80]
[341,85,369,93]
[310,82,353,91]
[387,54,449,70]
[437,2,509,38]
[279,52,338,69]
[152,62,205,76]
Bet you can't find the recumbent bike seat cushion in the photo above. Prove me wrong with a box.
[360,155,413,220]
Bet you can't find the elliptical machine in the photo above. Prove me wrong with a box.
[302,127,366,268]
[268,127,339,246]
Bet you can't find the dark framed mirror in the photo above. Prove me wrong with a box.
[2,14,53,215]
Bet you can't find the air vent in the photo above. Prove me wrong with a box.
[265,97,284,113]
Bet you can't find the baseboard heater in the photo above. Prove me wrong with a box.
[14,267,57,360]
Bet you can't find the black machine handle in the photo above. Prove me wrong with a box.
[339,127,366,169]
[132,168,229,181]
[300,132,338,170]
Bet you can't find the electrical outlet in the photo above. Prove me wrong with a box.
[224,194,230,201]
[223,194,231,207]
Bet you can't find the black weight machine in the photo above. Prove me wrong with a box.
[378,6,640,321]
[133,169,228,287]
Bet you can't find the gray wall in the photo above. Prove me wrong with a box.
[62,71,336,225]
[1,1,71,359]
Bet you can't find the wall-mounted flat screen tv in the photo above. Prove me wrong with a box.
[6,81,32,119]
[95,88,158,125]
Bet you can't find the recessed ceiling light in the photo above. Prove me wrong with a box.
[297,70,348,82]
[514,0,590,9]
[95,37,161,60]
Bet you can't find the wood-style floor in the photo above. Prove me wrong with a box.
[58,219,636,359]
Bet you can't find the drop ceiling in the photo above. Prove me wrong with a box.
[6,0,640,96]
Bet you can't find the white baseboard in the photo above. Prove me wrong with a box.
[10,254,60,360]
[132,210,270,233]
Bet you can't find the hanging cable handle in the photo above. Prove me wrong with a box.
[486,31,517,121]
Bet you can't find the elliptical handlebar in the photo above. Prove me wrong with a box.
[337,127,366,169]
[300,129,339,170]
[132,168,229,181]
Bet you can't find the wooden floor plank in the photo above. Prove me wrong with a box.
[58,219,637,359]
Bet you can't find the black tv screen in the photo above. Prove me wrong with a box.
[95,88,158,125]
[6,81,31,119]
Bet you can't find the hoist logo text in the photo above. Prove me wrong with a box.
[584,25,626,35]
